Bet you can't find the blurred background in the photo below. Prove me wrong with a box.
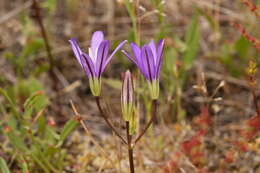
[0,0,259,172]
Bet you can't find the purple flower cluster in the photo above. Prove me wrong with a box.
[69,31,165,99]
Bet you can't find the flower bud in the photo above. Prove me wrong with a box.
[121,70,134,122]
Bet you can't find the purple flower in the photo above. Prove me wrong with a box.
[122,39,165,99]
[69,31,127,96]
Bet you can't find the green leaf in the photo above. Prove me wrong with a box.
[18,78,48,112]
[235,36,250,60]
[183,11,200,70]
[6,126,28,152]
[19,157,29,173]
[42,0,57,13]
[58,119,78,146]
[0,88,19,118]
[30,151,50,173]
[0,157,10,173]
[21,38,44,58]
[23,90,47,118]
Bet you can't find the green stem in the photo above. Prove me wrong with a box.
[134,99,157,145]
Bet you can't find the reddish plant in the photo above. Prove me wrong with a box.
[233,140,249,152]
[158,152,182,173]
[181,130,206,166]
[232,22,260,51]
[195,106,212,130]
[240,0,260,20]
[224,151,235,163]
[247,114,260,130]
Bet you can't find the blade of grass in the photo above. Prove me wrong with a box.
[0,157,10,173]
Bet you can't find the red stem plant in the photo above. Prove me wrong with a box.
[239,0,260,20]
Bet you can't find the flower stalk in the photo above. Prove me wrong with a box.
[95,96,127,145]
[126,121,135,173]
[134,99,158,145]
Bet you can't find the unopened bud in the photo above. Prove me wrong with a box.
[121,70,134,122]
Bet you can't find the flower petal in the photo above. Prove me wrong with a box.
[157,39,165,59]
[69,38,83,67]
[96,40,110,77]
[140,46,156,81]
[91,31,104,53]
[145,46,156,80]
[103,40,127,71]
[122,50,137,65]
[81,53,96,78]
[148,40,157,64]
[156,39,165,77]
[131,42,141,59]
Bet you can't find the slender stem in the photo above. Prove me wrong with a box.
[31,0,55,70]
[95,96,127,145]
[126,122,135,173]
[134,99,157,145]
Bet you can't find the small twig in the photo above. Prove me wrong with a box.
[95,96,127,145]
[134,99,158,145]
[126,122,135,173]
